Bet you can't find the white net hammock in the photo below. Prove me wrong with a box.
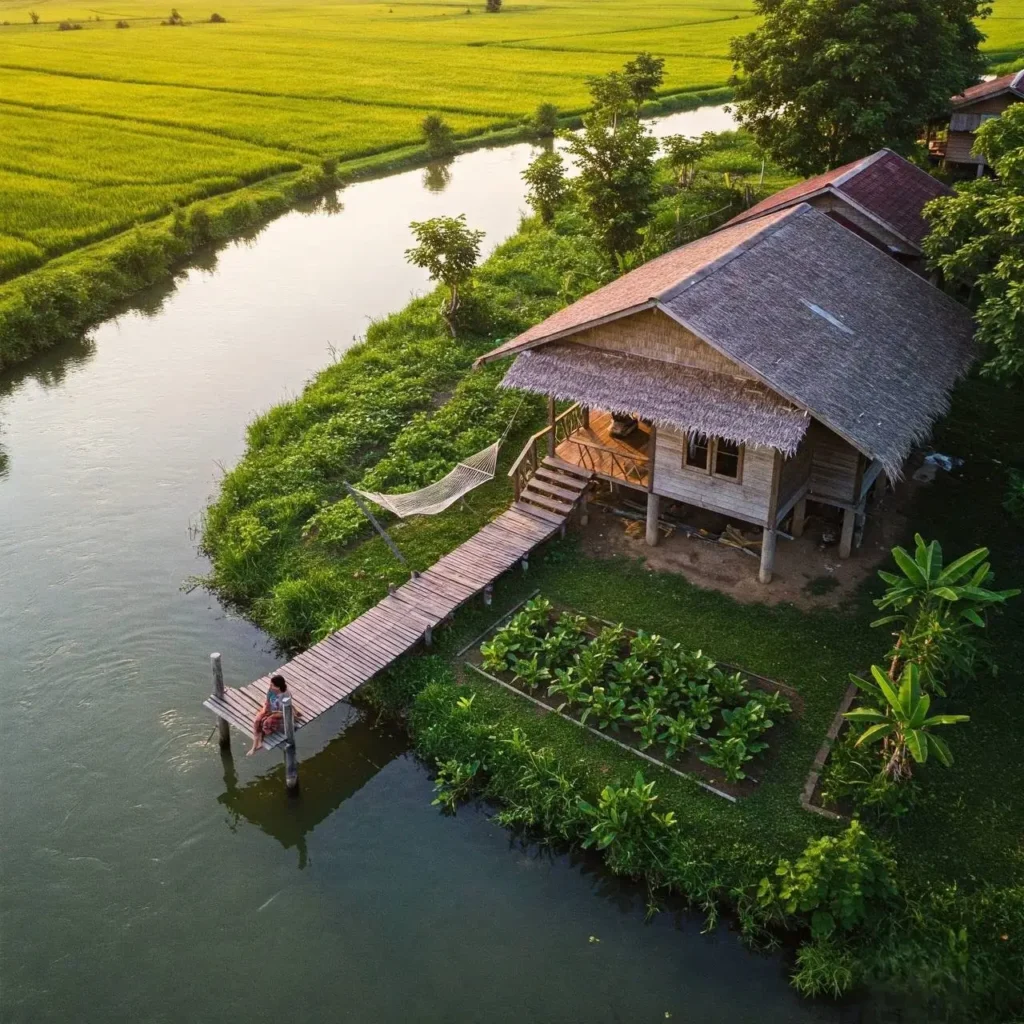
[352,441,500,518]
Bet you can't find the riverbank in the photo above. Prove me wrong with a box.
[0,86,730,372]
[200,127,1024,1016]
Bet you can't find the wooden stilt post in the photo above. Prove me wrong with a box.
[546,397,556,458]
[210,653,230,750]
[483,584,493,607]
[579,490,589,527]
[645,492,660,547]
[791,497,807,539]
[521,555,529,573]
[281,695,298,792]
[839,508,855,559]
[424,625,433,647]
[582,406,590,429]
[759,528,777,584]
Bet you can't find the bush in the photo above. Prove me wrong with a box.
[533,102,559,137]
[115,19,129,27]
[421,114,456,159]
[485,0,501,11]
[57,20,82,30]
[209,11,226,21]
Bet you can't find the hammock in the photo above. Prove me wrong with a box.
[353,442,500,518]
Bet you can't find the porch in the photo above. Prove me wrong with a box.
[510,404,651,499]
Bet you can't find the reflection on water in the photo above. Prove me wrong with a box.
[219,712,408,868]
[423,158,455,193]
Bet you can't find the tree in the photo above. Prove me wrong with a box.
[562,111,658,263]
[405,215,484,334]
[923,105,1024,380]
[421,114,456,160]
[729,0,988,174]
[623,52,665,106]
[29,10,39,22]
[521,152,567,224]
[662,133,711,188]
[844,664,969,780]
[485,0,501,11]
[585,71,635,129]
[533,102,559,137]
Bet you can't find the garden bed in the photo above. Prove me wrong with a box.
[463,596,801,799]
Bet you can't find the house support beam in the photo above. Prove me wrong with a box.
[546,397,556,458]
[790,497,807,539]
[759,528,777,584]
[645,492,660,547]
[839,507,856,558]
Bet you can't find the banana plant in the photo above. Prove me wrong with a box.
[874,534,1019,628]
[844,663,969,781]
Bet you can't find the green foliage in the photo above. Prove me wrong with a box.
[622,52,666,105]
[420,114,457,160]
[759,821,898,939]
[661,132,712,188]
[656,711,699,760]
[730,0,988,174]
[699,736,753,782]
[924,105,1024,381]
[562,112,658,262]
[405,214,484,332]
[522,152,567,225]
[532,103,559,138]
[431,757,481,813]
[790,936,858,998]
[845,663,970,779]
[1006,469,1024,525]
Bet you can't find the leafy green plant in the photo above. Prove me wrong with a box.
[657,712,699,760]
[681,683,720,731]
[759,690,792,717]
[700,736,752,783]
[757,821,897,939]
[547,667,584,708]
[578,686,627,731]
[790,936,857,998]
[628,697,663,749]
[431,757,481,814]
[510,652,550,692]
[572,643,611,688]
[709,667,749,705]
[819,731,919,821]
[718,699,773,752]
[406,214,485,333]
[578,771,677,876]
[844,663,969,781]
[629,630,664,662]
[610,653,649,692]
[480,633,519,673]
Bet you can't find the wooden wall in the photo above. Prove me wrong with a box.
[808,422,862,504]
[653,427,777,526]
[777,434,813,513]
[574,308,751,377]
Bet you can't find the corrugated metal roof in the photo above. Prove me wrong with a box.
[951,69,1024,107]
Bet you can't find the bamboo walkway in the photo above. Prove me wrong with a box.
[204,457,592,751]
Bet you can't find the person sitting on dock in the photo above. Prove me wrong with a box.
[247,674,300,755]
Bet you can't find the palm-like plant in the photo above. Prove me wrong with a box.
[844,664,969,781]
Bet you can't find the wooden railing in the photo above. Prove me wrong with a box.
[509,403,584,499]
[561,436,649,489]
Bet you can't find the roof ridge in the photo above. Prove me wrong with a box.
[1014,68,1024,91]
[832,148,887,187]
[657,205,807,303]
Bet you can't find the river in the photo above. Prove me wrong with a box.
[0,106,858,1023]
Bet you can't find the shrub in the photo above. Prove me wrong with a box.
[29,10,39,22]
[115,19,129,27]
[533,102,559,137]
[421,114,457,159]
[161,8,185,24]
[58,20,82,30]
[209,11,226,21]
[485,0,501,11]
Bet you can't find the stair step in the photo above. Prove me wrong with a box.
[514,501,565,526]
[520,490,575,515]
[532,467,588,493]
[542,456,593,480]
[525,478,580,503]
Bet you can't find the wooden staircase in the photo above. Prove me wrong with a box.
[515,455,593,522]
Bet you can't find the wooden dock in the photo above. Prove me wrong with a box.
[204,457,592,753]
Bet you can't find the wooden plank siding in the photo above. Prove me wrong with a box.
[653,426,778,527]
[777,433,813,513]
[807,422,863,505]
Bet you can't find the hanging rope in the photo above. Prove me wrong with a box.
[352,395,528,518]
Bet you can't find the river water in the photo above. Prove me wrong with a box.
[0,107,857,1023]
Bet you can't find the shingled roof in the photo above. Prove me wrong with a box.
[480,204,975,478]
[720,149,950,250]
[952,69,1024,107]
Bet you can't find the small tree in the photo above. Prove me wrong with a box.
[29,10,39,22]
[405,215,484,334]
[421,113,456,160]
[485,0,501,11]
[585,71,635,130]
[924,105,1024,381]
[623,52,665,106]
[521,152,566,224]
[533,102,559,137]
[562,111,658,263]
[662,133,711,188]
[730,0,988,174]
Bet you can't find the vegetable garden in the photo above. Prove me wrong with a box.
[470,596,796,795]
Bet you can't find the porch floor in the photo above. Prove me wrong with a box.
[556,410,651,490]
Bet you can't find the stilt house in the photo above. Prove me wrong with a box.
[476,203,975,583]
[945,69,1024,174]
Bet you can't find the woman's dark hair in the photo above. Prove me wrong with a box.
[270,674,287,691]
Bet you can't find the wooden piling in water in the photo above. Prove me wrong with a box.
[211,653,231,750]
[281,695,299,792]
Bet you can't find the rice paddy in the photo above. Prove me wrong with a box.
[0,0,1020,282]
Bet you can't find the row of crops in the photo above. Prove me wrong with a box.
[478,597,793,787]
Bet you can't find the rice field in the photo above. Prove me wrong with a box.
[0,0,1020,282]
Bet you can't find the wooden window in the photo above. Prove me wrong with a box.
[682,434,744,483]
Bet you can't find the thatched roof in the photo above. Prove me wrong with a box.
[721,149,950,251]
[501,344,810,454]
[480,204,976,478]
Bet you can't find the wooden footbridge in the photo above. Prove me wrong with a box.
[204,456,592,785]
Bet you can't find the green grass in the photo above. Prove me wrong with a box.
[0,0,1018,285]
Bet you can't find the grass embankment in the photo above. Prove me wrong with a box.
[202,132,1024,1015]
